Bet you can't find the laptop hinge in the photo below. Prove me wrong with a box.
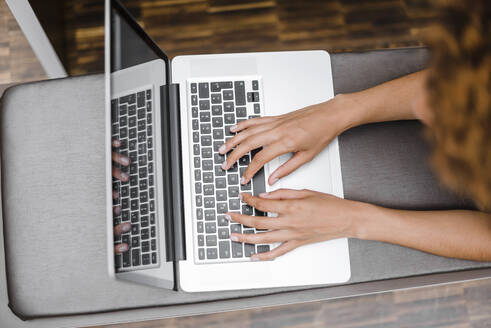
[160,83,186,265]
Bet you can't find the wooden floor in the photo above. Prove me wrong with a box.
[1,1,490,327]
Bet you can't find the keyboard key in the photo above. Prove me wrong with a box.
[205,222,216,233]
[141,228,149,240]
[204,197,215,208]
[213,129,224,139]
[228,174,239,185]
[216,178,226,189]
[195,169,201,181]
[193,144,200,156]
[204,209,216,221]
[254,103,260,114]
[151,239,157,250]
[207,248,218,259]
[212,117,223,128]
[203,171,214,183]
[244,241,255,257]
[201,123,211,134]
[191,83,197,94]
[242,205,253,216]
[192,107,198,118]
[236,107,247,117]
[132,249,141,266]
[151,226,156,238]
[231,224,242,234]
[212,105,222,115]
[137,119,145,131]
[199,83,209,98]
[141,215,149,227]
[214,153,225,164]
[224,101,234,112]
[211,93,222,104]
[141,203,149,215]
[192,119,199,130]
[203,184,214,195]
[152,252,157,264]
[218,215,228,226]
[216,189,227,201]
[252,80,259,90]
[198,234,204,246]
[257,245,270,253]
[224,113,235,124]
[211,82,221,92]
[121,198,129,209]
[122,250,131,267]
[199,100,210,111]
[202,147,213,158]
[197,221,204,233]
[128,105,136,116]
[193,131,199,143]
[201,135,212,146]
[142,241,150,252]
[213,141,223,152]
[206,235,217,246]
[131,236,140,248]
[223,90,234,100]
[234,81,246,106]
[191,95,198,106]
[239,155,250,166]
[198,248,205,260]
[215,165,226,176]
[253,92,260,102]
[218,228,229,239]
[131,224,139,235]
[200,111,211,122]
[148,137,153,148]
[194,157,201,168]
[219,241,231,258]
[138,108,145,119]
[217,202,228,214]
[131,211,139,223]
[130,199,138,211]
[219,81,233,89]
[232,241,243,258]
[142,253,151,265]
[195,182,202,194]
[138,132,146,142]
[203,160,213,171]
[225,125,235,136]
[197,207,203,220]
[229,198,240,210]
[247,92,253,103]
[150,213,155,224]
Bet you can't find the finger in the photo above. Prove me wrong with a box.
[230,229,296,244]
[240,193,287,214]
[231,115,277,133]
[250,240,301,261]
[114,243,129,254]
[112,167,129,181]
[112,152,130,166]
[113,190,119,199]
[114,222,131,235]
[259,188,312,200]
[222,134,273,170]
[226,211,284,230]
[242,143,287,184]
[112,139,121,148]
[219,124,273,155]
[267,151,312,185]
[113,205,121,215]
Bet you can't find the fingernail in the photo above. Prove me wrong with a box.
[218,144,226,154]
[251,256,260,262]
[259,192,268,198]
[230,125,237,132]
[221,161,227,170]
[114,139,121,146]
[225,214,232,221]
[121,224,131,232]
[121,173,129,181]
[270,177,278,185]
[118,244,127,252]
[121,156,130,165]
[231,235,239,242]
[240,177,246,185]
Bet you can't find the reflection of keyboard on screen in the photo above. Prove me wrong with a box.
[111,89,159,272]
[188,78,273,264]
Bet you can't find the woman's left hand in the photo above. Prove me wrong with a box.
[227,189,366,261]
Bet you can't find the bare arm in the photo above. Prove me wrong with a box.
[355,205,491,261]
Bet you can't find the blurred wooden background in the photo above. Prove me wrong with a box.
[1,0,490,327]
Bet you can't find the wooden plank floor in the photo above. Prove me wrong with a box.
[0,1,490,327]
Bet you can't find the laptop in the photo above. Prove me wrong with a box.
[105,0,350,292]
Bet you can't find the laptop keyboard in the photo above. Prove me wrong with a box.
[188,78,273,263]
[111,88,159,272]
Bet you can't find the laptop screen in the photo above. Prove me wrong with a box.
[110,1,167,73]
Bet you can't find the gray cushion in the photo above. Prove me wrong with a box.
[1,48,489,319]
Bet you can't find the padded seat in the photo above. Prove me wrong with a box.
[1,48,489,319]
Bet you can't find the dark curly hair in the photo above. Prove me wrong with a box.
[425,0,491,210]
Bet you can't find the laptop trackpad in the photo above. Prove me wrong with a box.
[269,149,334,195]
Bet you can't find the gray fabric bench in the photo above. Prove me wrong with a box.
[0,48,489,326]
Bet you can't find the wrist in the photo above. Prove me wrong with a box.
[327,93,369,135]
[349,201,386,240]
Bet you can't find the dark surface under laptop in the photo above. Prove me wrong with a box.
[1,47,490,318]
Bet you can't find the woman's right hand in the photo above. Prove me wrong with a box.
[219,96,353,185]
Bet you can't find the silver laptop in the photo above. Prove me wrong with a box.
[105,0,350,292]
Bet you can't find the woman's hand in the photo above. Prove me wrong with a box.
[226,189,366,261]
[112,138,131,254]
[219,97,353,186]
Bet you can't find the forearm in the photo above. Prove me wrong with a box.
[353,204,491,261]
[330,69,428,133]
